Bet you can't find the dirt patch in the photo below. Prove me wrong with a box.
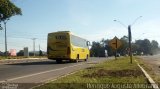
[87,62,99,64]
[83,69,143,78]
[85,66,103,70]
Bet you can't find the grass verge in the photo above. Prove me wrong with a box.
[34,57,152,89]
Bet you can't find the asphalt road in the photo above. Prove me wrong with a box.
[138,54,160,74]
[0,57,112,89]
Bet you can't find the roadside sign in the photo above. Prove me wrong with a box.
[109,36,122,50]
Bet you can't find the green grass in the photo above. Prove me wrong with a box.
[35,57,152,89]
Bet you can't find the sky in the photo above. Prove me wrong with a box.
[0,0,160,52]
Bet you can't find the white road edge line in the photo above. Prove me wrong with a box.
[31,71,78,89]
[41,60,103,83]
[0,63,84,83]
[31,60,101,89]
[135,60,159,89]
[31,60,108,89]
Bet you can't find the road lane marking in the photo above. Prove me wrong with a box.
[0,58,110,83]
[0,63,84,83]
[32,59,110,89]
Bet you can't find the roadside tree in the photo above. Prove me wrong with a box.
[0,0,22,21]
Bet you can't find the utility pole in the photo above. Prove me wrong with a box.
[4,21,7,57]
[0,22,2,30]
[0,14,3,30]
[114,16,142,64]
[39,44,40,52]
[0,14,9,57]
[32,38,37,56]
[128,25,132,63]
[3,19,9,57]
[39,44,40,56]
[39,44,42,56]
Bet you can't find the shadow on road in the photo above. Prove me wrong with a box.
[5,60,74,66]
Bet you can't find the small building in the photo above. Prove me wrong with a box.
[10,49,16,56]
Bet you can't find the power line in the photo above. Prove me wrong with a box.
[7,36,47,40]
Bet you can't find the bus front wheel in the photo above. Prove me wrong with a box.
[85,55,88,61]
[75,55,79,63]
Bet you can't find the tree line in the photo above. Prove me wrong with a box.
[90,36,160,57]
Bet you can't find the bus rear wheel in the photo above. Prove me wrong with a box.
[56,60,62,64]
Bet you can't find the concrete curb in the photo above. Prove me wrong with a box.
[0,58,47,64]
[0,57,47,61]
[135,60,159,89]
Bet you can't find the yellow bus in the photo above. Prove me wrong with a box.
[47,31,90,63]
